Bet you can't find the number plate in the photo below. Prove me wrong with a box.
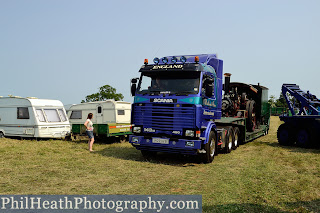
[152,138,169,144]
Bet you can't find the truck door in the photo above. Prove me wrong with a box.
[96,105,103,124]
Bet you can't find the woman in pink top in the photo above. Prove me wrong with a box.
[84,113,94,152]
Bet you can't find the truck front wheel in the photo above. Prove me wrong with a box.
[277,124,294,146]
[201,131,217,163]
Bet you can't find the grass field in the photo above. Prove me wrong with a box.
[0,116,319,212]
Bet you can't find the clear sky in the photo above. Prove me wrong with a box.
[1,0,319,105]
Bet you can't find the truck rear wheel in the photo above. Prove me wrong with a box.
[233,127,240,149]
[224,127,234,153]
[296,128,311,147]
[201,131,216,163]
[277,124,294,146]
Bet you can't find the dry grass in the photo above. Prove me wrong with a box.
[0,116,319,212]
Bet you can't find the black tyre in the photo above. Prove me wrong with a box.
[233,127,240,149]
[277,124,293,146]
[0,132,4,138]
[201,131,217,163]
[224,128,234,153]
[296,128,311,147]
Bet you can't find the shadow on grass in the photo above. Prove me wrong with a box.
[252,140,320,154]
[68,137,123,144]
[94,145,202,166]
[203,199,320,213]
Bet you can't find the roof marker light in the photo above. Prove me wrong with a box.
[144,59,148,65]
[180,56,187,63]
[195,56,199,63]
[162,57,168,64]
[171,56,178,64]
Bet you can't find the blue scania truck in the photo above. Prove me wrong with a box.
[129,54,270,163]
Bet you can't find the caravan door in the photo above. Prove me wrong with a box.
[96,105,103,124]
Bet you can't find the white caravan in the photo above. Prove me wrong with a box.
[67,100,132,137]
[0,96,71,138]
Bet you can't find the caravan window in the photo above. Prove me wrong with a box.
[70,110,82,119]
[17,107,30,119]
[58,109,67,122]
[98,106,102,114]
[118,110,125,115]
[44,109,61,122]
[36,109,46,122]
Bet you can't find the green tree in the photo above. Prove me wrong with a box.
[268,95,276,107]
[275,93,287,107]
[82,85,124,103]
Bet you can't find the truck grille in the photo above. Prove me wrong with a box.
[133,103,195,131]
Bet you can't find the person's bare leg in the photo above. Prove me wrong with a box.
[89,138,94,151]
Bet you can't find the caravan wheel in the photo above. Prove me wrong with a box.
[0,132,4,138]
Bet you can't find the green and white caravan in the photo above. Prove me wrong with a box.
[67,100,132,140]
[0,96,71,139]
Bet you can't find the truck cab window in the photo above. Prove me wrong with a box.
[203,76,215,98]
[17,107,29,119]
[138,75,152,94]
[138,72,200,95]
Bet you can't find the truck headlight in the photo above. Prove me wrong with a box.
[133,126,141,133]
[185,141,194,147]
[185,130,195,137]
[132,137,139,143]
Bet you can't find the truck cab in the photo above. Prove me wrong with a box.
[129,54,270,163]
[129,54,223,162]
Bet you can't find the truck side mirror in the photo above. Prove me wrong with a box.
[131,84,137,96]
[131,78,138,96]
[131,78,138,84]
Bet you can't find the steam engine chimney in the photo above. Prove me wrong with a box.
[224,73,232,93]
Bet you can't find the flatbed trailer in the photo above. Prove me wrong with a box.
[216,117,269,143]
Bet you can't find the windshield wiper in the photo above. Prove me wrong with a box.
[173,91,192,96]
[149,90,161,95]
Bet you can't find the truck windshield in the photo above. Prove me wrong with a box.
[137,72,200,95]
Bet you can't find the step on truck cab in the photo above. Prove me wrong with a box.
[129,54,270,163]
